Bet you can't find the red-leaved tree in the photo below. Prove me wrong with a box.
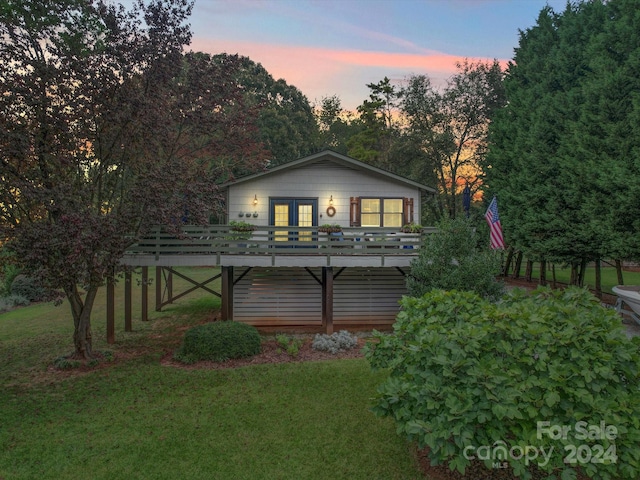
[0,0,269,359]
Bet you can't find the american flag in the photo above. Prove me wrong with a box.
[484,196,505,250]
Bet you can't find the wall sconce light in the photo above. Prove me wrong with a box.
[326,195,336,217]
[253,194,258,206]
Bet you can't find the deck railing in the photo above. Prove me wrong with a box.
[125,225,434,259]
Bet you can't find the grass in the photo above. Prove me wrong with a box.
[0,267,424,480]
[515,265,640,294]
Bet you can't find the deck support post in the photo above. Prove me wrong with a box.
[155,266,162,311]
[106,276,115,344]
[167,269,173,303]
[141,267,148,321]
[221,266,233,320]
[124,270,132,332]
[322,267,334,334]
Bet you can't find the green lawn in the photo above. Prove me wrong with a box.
[0,268,424,480]
[517,264,640,294]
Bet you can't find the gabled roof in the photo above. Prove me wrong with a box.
[220,150,436,193]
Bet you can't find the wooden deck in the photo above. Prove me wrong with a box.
[102,225,432,343]
[122,225,432,267]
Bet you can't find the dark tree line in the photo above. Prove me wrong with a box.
[482,0,640,290]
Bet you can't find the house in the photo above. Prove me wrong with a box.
[118,150,436,338]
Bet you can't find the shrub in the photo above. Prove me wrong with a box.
[0,294,30,312]
[275,333,303,357]
[174,321,261,364]
[53,357,82,370]
[364,287,640,479]
[1,263,21,296]
[312,330,358,354]
[10,274,49,302]
[407,216,504,300]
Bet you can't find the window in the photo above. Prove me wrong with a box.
[360,198,403,227]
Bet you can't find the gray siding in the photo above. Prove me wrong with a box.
[232,266,406,327]
[334,267,406,325]
[233,267,322,326]
[227,160,421,227]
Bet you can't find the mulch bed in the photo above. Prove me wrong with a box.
[414,447,590,480]
[160,335,369,370]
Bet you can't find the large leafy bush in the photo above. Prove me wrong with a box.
[175,321,261,364]
[10,274,50,302]
[407,216,504,300]
[365,287,640,479]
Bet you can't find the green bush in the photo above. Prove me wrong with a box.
[407,216,504,300]
[364,287,640,479]
[275,333,303,357]
[0,294,30,312]
[1,263,21,296]
[312,330,358,354]
[175,321,261,364]
[10,274,49,302]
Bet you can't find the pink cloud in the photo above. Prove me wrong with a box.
[189,38,508,110]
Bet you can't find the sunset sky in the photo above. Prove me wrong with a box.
[158,0,568,110]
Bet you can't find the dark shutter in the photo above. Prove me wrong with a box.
[403,197,414,224]
[350,197,361,226]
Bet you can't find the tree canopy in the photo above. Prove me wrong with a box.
[483,0,640,280]
[402,60,505,219]
[216,54,319,166]
[0,0,268,358]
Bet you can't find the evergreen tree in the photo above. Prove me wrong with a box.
[482,1,635,283]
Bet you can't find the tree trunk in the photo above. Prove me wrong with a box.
[615,259,624,285]
[66,284,99,360]
[502,246,514,277]
[578,257,588,286]
[570,263,578,285]
[551,264,556,289]
[594,258,602,299]
[539,260,547,286]
[513,251,523,278]
[525,260,533,282]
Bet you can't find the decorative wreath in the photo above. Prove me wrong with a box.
[326,206,336,217]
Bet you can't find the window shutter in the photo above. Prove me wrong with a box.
[403,198,414,224]
[350,197,361,226]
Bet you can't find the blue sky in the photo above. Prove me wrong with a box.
[128,0,571,109]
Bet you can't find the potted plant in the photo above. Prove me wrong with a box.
[400,222,424,233]
[227,220,257,250]
[317,223,342,244]
[399,222,423,249]
[317,223,342,233]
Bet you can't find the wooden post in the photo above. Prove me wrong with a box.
[221,266,233,320]
[141,266,148,321]
[124,270,132,332]
[155,266,162,312]
[107,276,115,344]
[322,267,334,335]
[167,269,173,304]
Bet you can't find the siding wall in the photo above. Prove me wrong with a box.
[232,266,407,327]
[233,267,323,326]
[227,160,421,227]
[334,267,406,326]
